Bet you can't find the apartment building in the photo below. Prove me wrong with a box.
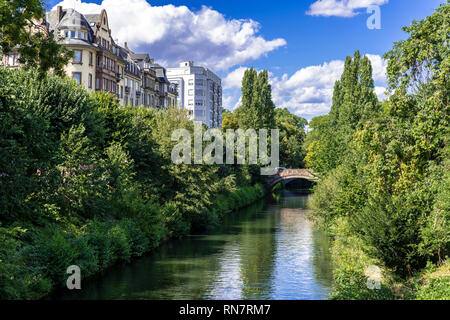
[118,46,142,107]
[45,7,125,96]
[167,83,178,108]
[167,61,222,128]
[130,53,158,108]
[151,63,172,109]
[3,6,178,111]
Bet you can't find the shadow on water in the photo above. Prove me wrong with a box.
[51,189,334,300]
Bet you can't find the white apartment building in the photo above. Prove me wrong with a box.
[167,61,222,128]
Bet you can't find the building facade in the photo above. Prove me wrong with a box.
[3,6,180,112]
[151,63,172,109]
[167,61,222,128]
[130,53,158,108]
[45,7,125,96]
[167,83,178,108]
[118,46,142,107]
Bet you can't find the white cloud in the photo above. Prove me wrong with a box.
[223,67,249,90]
[374,86,388,101]
[365,54,387,82]
[53,0,286,70]
[307,0,389,17]
[223,54,387,118]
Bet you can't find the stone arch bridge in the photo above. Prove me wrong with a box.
[266,169,318,190]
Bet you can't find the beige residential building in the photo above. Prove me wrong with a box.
[119,45,142,107]
[168,83,178,107]
[45,6,125,97]
[130,53,158,108]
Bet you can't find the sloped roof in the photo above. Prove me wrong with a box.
[151,64,170,83]
[84,14,100,26]
[47,8,91,31]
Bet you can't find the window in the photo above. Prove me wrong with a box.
[70,30,76,38]
[64,30,69,38]
[188,89,194,96]
[96,78,100,90]
[195,101,203,106]
[195,89,204,96]
[103,79,107,90]
[88,74,92,88]
[195,79,204,86]
[195,110,205,118]
[8,53,19,66]
[188,79,194,86]
[72,72,81,84]
[89,52,93,66]
[73,50,82,63]
[188,99,194,106]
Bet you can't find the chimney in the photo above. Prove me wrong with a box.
[124,42,131,53]
[57,6,63,23]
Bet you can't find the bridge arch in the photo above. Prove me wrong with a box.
[266,169,317,191]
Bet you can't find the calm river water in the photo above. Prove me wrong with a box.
[54,189,334,300]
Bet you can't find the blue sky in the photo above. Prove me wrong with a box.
[46,0,445,119]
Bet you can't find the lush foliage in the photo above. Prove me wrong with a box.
[307,3,449,299]
[237,68,275,130]
[0,66,265,299]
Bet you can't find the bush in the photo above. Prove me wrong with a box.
[119,219,150,257]
[33,228,79,286]
[107,224,131,262]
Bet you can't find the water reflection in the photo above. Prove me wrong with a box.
[52,190,333,300]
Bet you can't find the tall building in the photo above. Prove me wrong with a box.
[45,7,125,96]
[129,52,158,108]
[167,61,222,128]
[151,63,172,109]
[118,45,142,107]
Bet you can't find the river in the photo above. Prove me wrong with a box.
[53,189,334,300]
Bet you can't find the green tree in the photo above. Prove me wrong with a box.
[305,51,379,174]
[275,108,307,168]
[0,0,72,77]
[238,68,276,129]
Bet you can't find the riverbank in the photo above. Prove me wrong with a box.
[307,212,450,300]
[9,184,265,299]
[1,183,266,300]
